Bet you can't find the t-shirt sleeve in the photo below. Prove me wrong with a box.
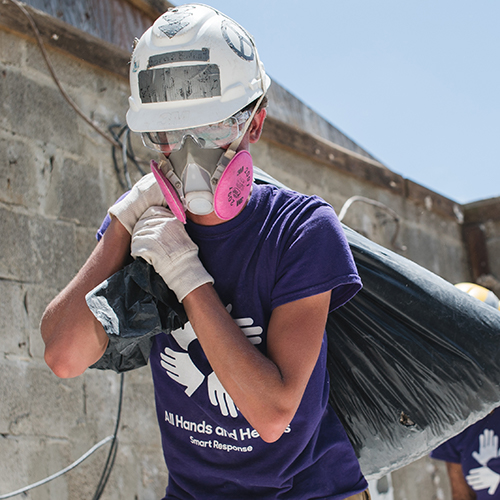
[271,198,362,312]
[96,213,112,242]
[430,437,461,463]
[96,191,130,242]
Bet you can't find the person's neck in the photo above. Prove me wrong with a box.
[186,211,226,226]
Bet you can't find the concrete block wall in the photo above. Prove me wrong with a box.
[1,3,497,498]
[390,456,452,500]
[251,126,469,284]
[0,25,168,499]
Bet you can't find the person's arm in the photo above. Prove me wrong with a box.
[131,205,333,442]
[446,462,476,500]
[41,217,131,378]
[183,284,331,443]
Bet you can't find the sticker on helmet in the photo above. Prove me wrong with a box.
[138,65,221,103]
[221,20,254,61]
[148,48,210,69]
[158,9,194,39]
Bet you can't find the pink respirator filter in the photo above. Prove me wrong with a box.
[214,150,253,220]
[150,160,187,224]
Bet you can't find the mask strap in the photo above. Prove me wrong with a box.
[211,90,266,182]
[212,43,267,181]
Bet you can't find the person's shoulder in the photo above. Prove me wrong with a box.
[253,185,344,251]
[256,183,333,215]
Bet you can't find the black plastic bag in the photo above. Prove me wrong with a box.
[87,230,500,478]
[86,258,187,373]
[328,226,500,478]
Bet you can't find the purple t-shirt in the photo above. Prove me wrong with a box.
[431,409,500,498]
[100,181,366,499]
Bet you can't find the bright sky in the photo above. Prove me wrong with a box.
[199,1,499,204]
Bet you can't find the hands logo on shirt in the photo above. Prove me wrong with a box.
[466,429,500,495]
[226,304,263,345]
[159,305,262,418]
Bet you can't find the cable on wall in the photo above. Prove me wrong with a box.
[0,436,113,499]
[9,0,122,148]
[109,124,147,190]
[9,0,148,189]
[0,373,124,499]
[339,195,406,251]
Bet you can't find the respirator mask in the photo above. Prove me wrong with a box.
[143,107,257,223]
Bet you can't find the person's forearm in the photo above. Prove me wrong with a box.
[182,285,327,443]
[41,217,131,378]
[183,285,289,442]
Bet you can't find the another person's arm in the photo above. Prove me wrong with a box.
[446,462,476,500]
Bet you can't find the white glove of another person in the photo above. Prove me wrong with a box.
[109,173,166,234]
[131,206,214,302]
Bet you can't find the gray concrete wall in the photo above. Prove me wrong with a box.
[251,121,469,283]
[391,456,452,500]
[462,197,500,294]
[0,23,168,500]
[1,4,497,499]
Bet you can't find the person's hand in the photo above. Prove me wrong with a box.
[131,206,214,302]
[466,466,500,494]
[207,371,238,418]
[160,347,204,397]
[473,429,500,466]
[108,173,166,234]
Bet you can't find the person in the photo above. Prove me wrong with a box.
[40,4,370,499]
[431,283,500,500]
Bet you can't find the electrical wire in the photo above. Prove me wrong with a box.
[338,195,406,251]
[92,373,125,500]
[122,127,132,189]
[0,436,114,499]
[110,125,129,190]
[9,0,148,190]
[8,0,121,148]
[109,124,147,190]
[0,373,125,499]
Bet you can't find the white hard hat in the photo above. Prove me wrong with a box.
[126,3,271,132]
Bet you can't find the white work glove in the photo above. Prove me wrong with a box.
[109,173,166,234]
[131,206,214,302]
